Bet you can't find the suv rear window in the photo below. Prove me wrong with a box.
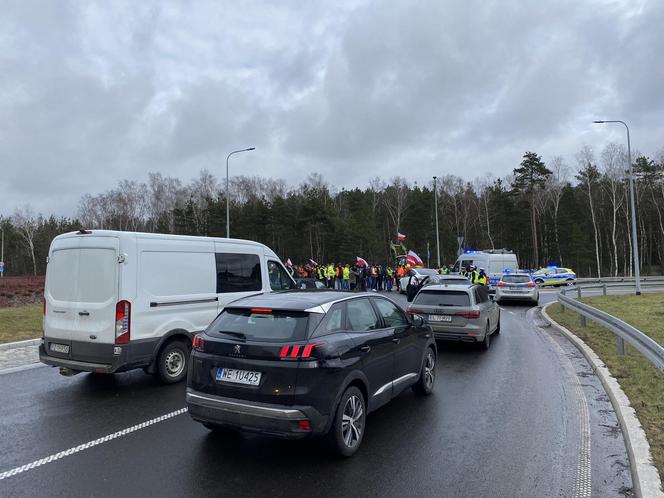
[502,274,532,283]
[414,290,470,307]
[207,308,309,342]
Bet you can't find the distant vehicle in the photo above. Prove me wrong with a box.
[495,273,539,306]
[398,268,440,294]
[452,249,519,287]
[407,283,500,349]
[186,291,436,457]
[40,230,296,384]
[423,274,471,287]
[295,278,327,290]
[532,267,577,287]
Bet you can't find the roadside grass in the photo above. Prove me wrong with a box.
[0,303,42,344]
[548,293,664,479]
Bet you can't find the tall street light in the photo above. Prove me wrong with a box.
[433,176,441,268]
[226,147,255,238]
[593,120,641,294]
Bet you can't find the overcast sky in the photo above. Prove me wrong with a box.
[1,0,663,217]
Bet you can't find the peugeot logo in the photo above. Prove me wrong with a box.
[233,345,242,355]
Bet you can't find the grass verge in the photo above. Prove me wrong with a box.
[548,293,664,479]
[0,304,42,344]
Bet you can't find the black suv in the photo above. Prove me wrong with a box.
[186,291,437,456]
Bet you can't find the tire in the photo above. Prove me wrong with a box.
[327,386,366,457]
[534,279,544,285]
[157,340,189,384]
[480,323,491,350]
[566,279,575,286]
[412,348,436,396]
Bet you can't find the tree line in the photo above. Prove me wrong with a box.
[1,144,663,278]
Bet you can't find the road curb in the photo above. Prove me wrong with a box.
[542,303,664,498]
[0,338,40,351]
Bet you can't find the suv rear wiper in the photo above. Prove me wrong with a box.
[216,330,247,340]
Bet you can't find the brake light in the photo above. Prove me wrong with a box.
[457,310,480,319]
[192,334,205,352]
[496,282,507,287]
[115,300,131,344]
[251,308,272,314]
[527,282,536,288]
[298,419,312,431]
[407,308,424,316]
[280,343,323,360]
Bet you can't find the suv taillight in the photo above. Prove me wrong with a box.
[192,334,205,352]
[406,307,425,316]
[279,343,323,360]
[115,300,131,344]
[457,310,480,319]
[496,282,507,287]
[527,282,536,287]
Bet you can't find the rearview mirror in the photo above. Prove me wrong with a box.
[412,315,424,327]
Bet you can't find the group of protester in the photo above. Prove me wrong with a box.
[288,262,397,292]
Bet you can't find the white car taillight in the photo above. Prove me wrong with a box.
[115,300,131,344]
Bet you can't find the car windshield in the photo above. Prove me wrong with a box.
[417,269,439,276]
[207,308,310,342]
[414,290,470,307]
[502,275,532,283]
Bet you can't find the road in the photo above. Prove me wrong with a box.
[0,290,634,497]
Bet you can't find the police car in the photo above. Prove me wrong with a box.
[531,266,576,287]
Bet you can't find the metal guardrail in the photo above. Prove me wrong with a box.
[576,276,664,284]
[557,283,664,373]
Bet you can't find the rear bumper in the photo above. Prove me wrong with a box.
[427,323,484,343]
[186,388,329,439]
[496,290,538,301]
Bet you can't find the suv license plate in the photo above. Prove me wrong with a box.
[429,315,452,322]
[50,343,70,354]
[215,367,262,386]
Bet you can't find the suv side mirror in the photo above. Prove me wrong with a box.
[412,315,424,327]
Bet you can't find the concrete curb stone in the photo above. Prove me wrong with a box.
[542,303,663,498]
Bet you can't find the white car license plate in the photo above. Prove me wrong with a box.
[509,289,528,294]
[50,343,70,354]
[429,314,452,322]
[215,367,262,386]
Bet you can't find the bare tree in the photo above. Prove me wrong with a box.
[382,177,411,237]
[600,143,626,276]
[575,146,602,277]
[546,156,570,265]
[13,206,40,276]
[474,176,495,250]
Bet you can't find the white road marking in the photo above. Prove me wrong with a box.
[0,407,188,481]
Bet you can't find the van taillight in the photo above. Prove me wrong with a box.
[115,300,131,344]
[192,334,205,352]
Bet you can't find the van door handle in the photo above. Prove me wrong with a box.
[360,346,371,353]
[392,338,401,344]
[78,311,90,316]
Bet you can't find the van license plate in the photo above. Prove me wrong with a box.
[50,343,70,354]
[215,368,261,386]
[429,315,452,322]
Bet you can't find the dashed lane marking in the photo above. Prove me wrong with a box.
[0,407,188,481]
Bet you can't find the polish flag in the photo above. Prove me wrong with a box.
[406,250,424,267]
[397,232,406,241]
[286,258,293,267]
[356,256,369,268]
[309,259,318,266]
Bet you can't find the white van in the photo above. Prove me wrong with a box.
[40,230,296,383]
[452,249,519,287]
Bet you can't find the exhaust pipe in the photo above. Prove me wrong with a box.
[59,367,81,377]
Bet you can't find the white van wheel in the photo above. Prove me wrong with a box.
[157,340,189,384]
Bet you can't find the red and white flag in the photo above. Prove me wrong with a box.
[356,256,369,268]
[286,258,293,267]
[406,250,424,267]
[397,232,406,241]
[309,259,318,266]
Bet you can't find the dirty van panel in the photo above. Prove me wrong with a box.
[44,238,120,352]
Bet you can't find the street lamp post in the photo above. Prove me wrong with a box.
[226,147,255,238]
[0,227,4,278]
[593,120,641,295]
[433,176,441,268]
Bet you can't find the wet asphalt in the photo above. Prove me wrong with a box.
[0,291,634,497]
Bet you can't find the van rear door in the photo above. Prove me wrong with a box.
[44,236,120,358]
